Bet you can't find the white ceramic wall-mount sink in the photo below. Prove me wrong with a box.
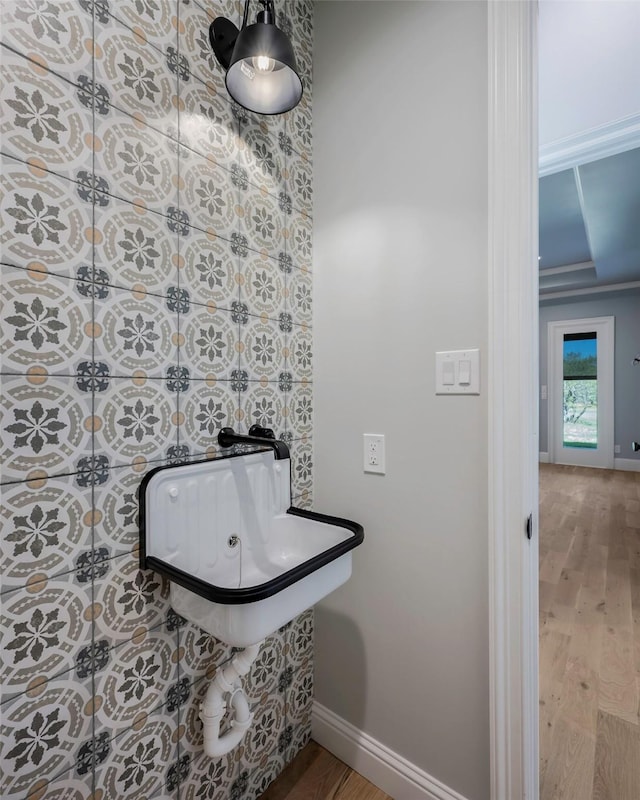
[139,442,363,646]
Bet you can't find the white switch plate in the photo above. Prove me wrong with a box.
[435,349,480,395]
[363,434,385,474]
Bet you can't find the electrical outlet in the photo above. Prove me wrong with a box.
[614,444,621,454]
[364,434,385,474]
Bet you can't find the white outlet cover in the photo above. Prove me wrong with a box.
[363,434,385,475]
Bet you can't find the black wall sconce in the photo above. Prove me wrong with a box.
[209,0,303,115]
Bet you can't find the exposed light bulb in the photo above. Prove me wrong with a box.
[253,55,275,73]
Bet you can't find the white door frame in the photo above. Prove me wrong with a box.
[548,317,615,469]
[488,3,538,800]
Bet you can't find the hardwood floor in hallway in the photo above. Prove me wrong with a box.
[539,463,640,800]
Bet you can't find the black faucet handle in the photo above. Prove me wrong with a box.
[218,426,289,460]
[248,424,275,439]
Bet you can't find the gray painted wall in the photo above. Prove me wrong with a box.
[313,3,489,799]
[539,293,640,460]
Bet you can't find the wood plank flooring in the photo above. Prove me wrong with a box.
[259,741,392,800]
[539,464,640,800]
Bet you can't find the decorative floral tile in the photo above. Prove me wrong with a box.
[0,48,93,182]
[105,0,179,53]
[238,190,284,255]
[179,147,238,239]
[244,632,285,705]
[179,302,239,381]
[232,93,284,150]
[180,79,240,172]
[93,196,180,295]
[284,612,314,733]
[0,473,92,594]
[0,264,93,375]
[287,326,312,381]
[286,210,312,271]
[22,762,94,800]
[93,377,178,468]
[94,108,179,216]
[92,466,142,558]
[93,552,171,646]
[285,660,313,731]
[242,252,285,320]
[93,625,179,737]
[239,693,285,775]
[285,382,312,440]
[178,379,237,455]
[286,719,312,768]
[179,0,227,99]
[180,232,238,311]
[93,704,178,799]
[179,746,236,800]
[0,374,92,484]
[292,38,312,91]
[239,120,285,196]
[285,0,313,44]
[178,671,241,798]
[0,1,93,86]
[94,15,179,126]
[291,491,312,511]
[241,382,285,440]
[92,284,179,378]
[165,751,191,799]
[178,621,232,683]
[284,92,312,159]
[286,148,312,217]
[289,439,312,498]
[0,570,93,702]
[0,673,93,800]
[0,3,312,796]
[287,265,312,326]
[240,317,285,382]
[0,155,93,279]
[285,609,313,668]
[246,753,286,800]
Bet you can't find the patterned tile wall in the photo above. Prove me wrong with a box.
[0,1,313,798]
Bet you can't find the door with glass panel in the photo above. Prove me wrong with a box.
[548,317,614,469]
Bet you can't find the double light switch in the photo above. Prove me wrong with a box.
[435,349,480,394]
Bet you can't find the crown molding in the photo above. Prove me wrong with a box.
[539,113,640,176]
[539,280,640,302]
[539,260,594,276]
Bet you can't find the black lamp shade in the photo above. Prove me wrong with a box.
[226,22,303,115]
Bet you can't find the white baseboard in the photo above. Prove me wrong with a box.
[538,454,640,472]
[311,702,470,800]
[614,457,640,472]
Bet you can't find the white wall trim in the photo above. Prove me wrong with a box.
[539,112,640,176]
[488,3,539,800]
[614,458,640,472]
[540,280,640,302]
[539,452,549,463]
[312,702,470,800]
[539,261,594,277]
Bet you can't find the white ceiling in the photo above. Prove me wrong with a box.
[538,0,640,301]
[539,0,640,146]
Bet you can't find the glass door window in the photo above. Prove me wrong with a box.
[562,332,597,449]
[548,316,614,470]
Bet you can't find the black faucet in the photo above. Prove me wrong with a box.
[218,426,290,460]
